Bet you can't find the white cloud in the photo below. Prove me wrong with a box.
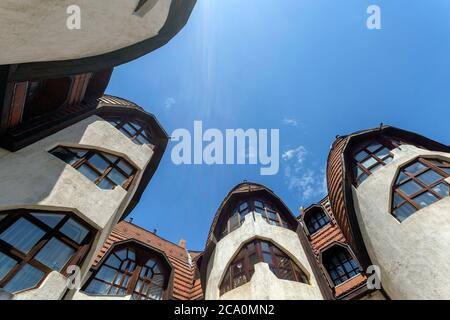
[282,146,307,163]
[283,118,298,127]
[164,97,176,109]
[282,146,327,200]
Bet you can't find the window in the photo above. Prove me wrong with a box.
[106,117,153,146]
[50,146,137,190]
[220,199,290,239]
[84,245,168,300]
[392,158,450,221]
[0,210,94,294]
[220,240,308,295]
[352,139,396,185]
[304,209,330,234]
[323,246,360,286]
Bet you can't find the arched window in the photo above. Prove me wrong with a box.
[220,240,308,295]
[392,158,450,221]
[0,210,94,294]
[220,199,290,239]
[352,139,395,185]
[84,245,169,300]
[304,208,330,234]
[49,146,137,190]
[106,117,153,146]
[322,245,360,286]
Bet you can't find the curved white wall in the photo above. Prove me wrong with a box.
[0,0,171,64]
[352,144,450,299]
[205,213,324,300]
[0,115,155,299]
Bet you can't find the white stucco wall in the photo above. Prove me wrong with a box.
[205,213,324,300]
[352,144,450,299]
[0,0,171,64]
[0,115,155,299]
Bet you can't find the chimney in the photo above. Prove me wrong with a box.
[179,239,186,249]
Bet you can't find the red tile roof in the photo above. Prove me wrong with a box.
[93,221,203,300]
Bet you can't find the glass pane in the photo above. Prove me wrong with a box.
[96,265,117,283]
[115,249,127,260]
[0,252,17,280]
[3,264,45,294]
[152,274,164,286]
[78,164,99,182]
[405,162,426,175]
[394,203,417,222]
[123,123,137,135]
[0,218,45,253]
[396,172,409,184]
[104,154,118,163]
[132,135,146,145]
[97,178,115,190]
[361,157,377,169]
[105,254,121,268]
[357,173,368,184]
[147,283,163,300]
[50,147,78,165]
[413,192,438,208]
[393,193,404,208]
[375,147,391,159]
[398,180,423,196]
[89,154,109,173]
[263,253,273,264]
[85,279,111,295]
[239,202,248,211]
[367,143,382,153]
[35,238,75,271]
[60,219,89,244]
[107,168,127,186]
[31,213,64,228]
[354,150,368,162]
[442,168,450,175]
[117,160,134,175]
[432,183,449,197]
[416,170,443,186]
[261,242,270,252]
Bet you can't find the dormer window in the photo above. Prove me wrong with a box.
[106,117,153,146]
[83,245,169,300]
[392,158,450,221]
[49,146,137,190]
[323,245,361,286]
[220,239,309,295]
[352,139,395,185]
[304,208,330,235]
[220,199,290,239]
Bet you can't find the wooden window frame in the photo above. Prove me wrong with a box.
[0,209,95,294]
[392,158,450,220]
[49,146,137,190]
[219,198,291,240]
[83,244,169,300]
[219,240,309,295]
[105,116,154,147]
[352,137,399,186]
[322,245,361,287]
[304,208,331,235]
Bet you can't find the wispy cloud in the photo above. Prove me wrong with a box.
[164,97,176,110]
[283,118,299,127]
[282,146,327,201]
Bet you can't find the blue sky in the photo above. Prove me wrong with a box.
[107,0,450,250]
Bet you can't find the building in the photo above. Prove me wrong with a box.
[0,0,196,300]
[196,125,450,300]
